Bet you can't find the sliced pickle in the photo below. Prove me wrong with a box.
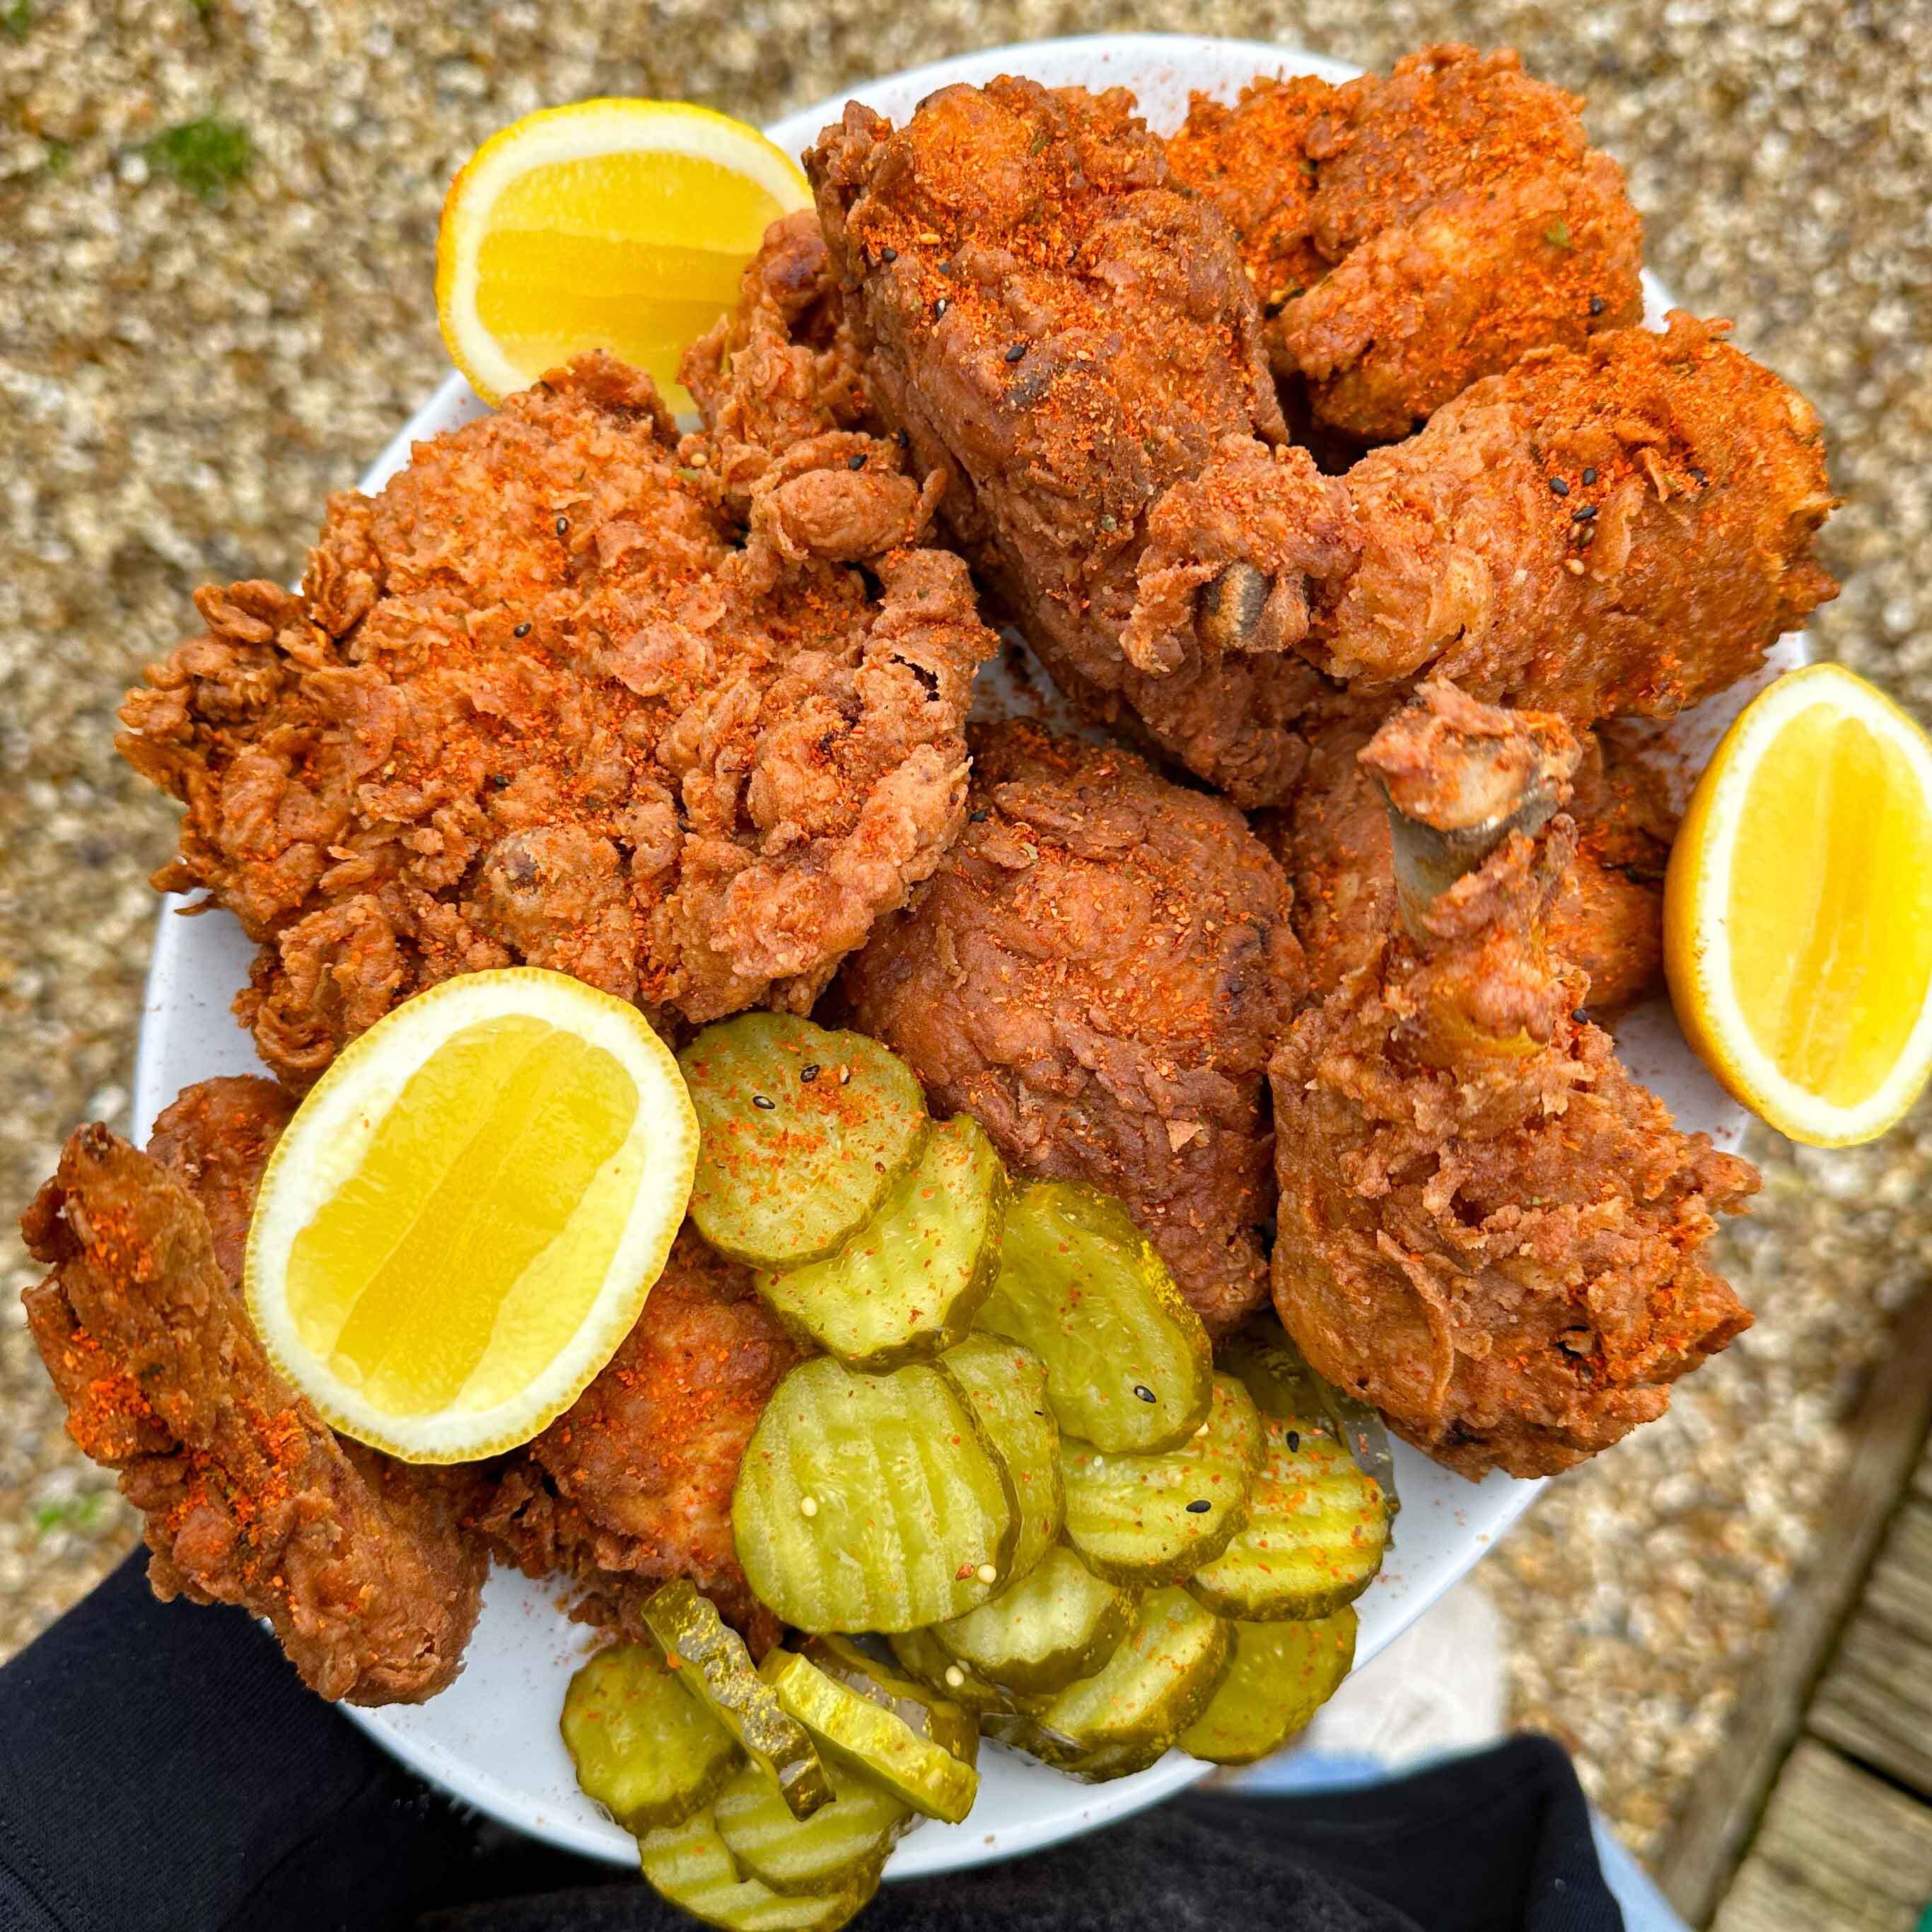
[1060,1373,1264,1585]
[638,1807,870,1932]
[733,1356,1017,1633]
[1178,1608,1358,1765]
[1220,1317,1400,1509]
[940,1333,1062,1583]
[932,1544,1135,1697]
[981,1712,1170,1783]
[714,1757,909,1897]
[642,1581,832,1820]
[561,1641,743,1832]
[977,1181,1211,1454]
[762,1650,980,1825]
[1186,1416,1390,1622]
[801,1636,981,1769]
[886,1627,1016,1718]
[680,1014,930,1269]
[1019,1586,1230,1762]
[755,1115,1008,1368]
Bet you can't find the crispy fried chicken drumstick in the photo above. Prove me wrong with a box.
[808,78,1357,808]
[1168,46,1646,442]
[1269,683,1758,1478]
[839,721,1303,1334]
[120,351,997,1086]
[21,1079,485,1704]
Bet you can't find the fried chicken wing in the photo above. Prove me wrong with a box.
[808,78,1356,808]
[839,721,1303,1334]
[119,351,997,1086]
[1168,47,1646,441]
[21,1084,484,1704]
[1269,682,1758,1479]
[477,1228,803,1646]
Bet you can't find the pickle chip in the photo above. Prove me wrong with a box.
[1178,1608,1358,1765]
[941,1334,1063,1584]
[1060,1373,1264,1584]
[561,1640,743,1832]
[734,1355,1017,1633]
[763,1650,981,1825]
[885,1627,1015,1718]
[932,1544,1135,1697]
[714,1756,909,1897]
[680,1014,929,1269]
[756,1115,1008,1368]
[802,1636,982,1768]
[1186,1416,1390,1622]
[638,1807,871,1932]
[642,1581,833,1820]
[981,1713,1170,1784]
[977,1181,1211,1453]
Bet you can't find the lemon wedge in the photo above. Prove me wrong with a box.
[436,98,811,413]
[1665,663,1932,1146]
[245,969,697,1461]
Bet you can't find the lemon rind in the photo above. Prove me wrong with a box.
[245,967,697,1461]
[436,98,811,405]
[1669,662,1932,1147]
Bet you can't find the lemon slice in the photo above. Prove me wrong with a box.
[436,98,811,412]
[1665,663,1932,1146]
[245,969,697,1461]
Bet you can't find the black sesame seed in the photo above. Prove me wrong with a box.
[1285,1431,1301,1453]
[800,1064,821,1083]
[934,297,949,319]
[1004,342,1026,363]
[896,429,911,448]
[752,1095,776,1111]
[1689,466,1709,487]
[513,622,532,638]
[1589,294,1605,316]
[1574,504,1598,520]
[1581,466,1598,485]
[555,516,569,535]
[1132,1385,1157,1405]
[848,453,868,471]
[880,246,897,264]
[1548,476,1570,497]
[1185,1499,1212,1515]
[969,809,989,822]
[1573,1010,1589,1025]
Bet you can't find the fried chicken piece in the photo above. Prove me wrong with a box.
[21,1085,485,1703]
[839,721,1303,1334]
[119,351,996,1086]
[1272,711,1674,1014]
[1269,682,1758,1479]
[477,1228,803,1648]
[808,78,1358,808]
[1168,47,1646,442]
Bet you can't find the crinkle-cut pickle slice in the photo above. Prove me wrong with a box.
[638,1807,871,1932]
[642,1581,832,1820]
[680,1014,929,1269]
[1178,1607,1358,1766]
[932,1544,1135,1697]
[755,1114,1008,1369]
[732,1356,1017,1633]
[762,1650,980,1825]
[940,1333,1062,1585]
[1185,1414,1390,1622]
[1219,1317,1400,1509]
[801,1636,980,1768]
[975,1180,1211,1454]
[994,1586,1229,1767]
[1060,1373,1264,1585]
[886,1627,1014,1718]
[980,1712,1170,1784]
[561,1640,742,1832]
[713,1755,910,1897]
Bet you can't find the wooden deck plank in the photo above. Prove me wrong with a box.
[1711,1741,1932,1932]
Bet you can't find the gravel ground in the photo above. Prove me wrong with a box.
[3,0,1928,1862]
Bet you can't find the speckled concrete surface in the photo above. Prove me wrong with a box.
[2,0,1928,1862]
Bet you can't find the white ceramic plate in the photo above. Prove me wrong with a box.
[130,31,1786,1878]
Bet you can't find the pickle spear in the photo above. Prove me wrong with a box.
[755,1115,1008,1369]
[714,1756,910,1897]
[638,1807,870,1932]
[977,1181,1211,1453]
[733,1356,1018,1632]
[932,1544,1135,1697]
[941,1333,1063,1584]
[680,1014,929,1269]
[762,1649,980,1825]
[1060,1373,1264,1584]
[642,1581,832,1820]
[1179,1608,1358,1765]
[561,1641,743,1832]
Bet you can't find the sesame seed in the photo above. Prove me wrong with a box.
[752,1095,776,1110]
[1548,476,1570,498]
[1575,503,1598,520]
[1566,558,1585,575]
[800,1064,820,1083]
[1581,467,1598,485]
[880,246,897,264]
[943,1665,966,1689]
[513,622,531,638]
[554,516,569,535]
[976,1563,999,1585]
[1286,1431,1301,1453]
[1185,1499,1212,1515]
[969,809,989,823]
[1004,342,1026,362]
[799,1496,818,1518]
[848,453,867,470]
[1589,294,1605,317]
[934,297,949,319]
[1133,1385,1156,1404]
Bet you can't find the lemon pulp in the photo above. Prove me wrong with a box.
[286,1013,640,1417]
[1728,706,1932,1109]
